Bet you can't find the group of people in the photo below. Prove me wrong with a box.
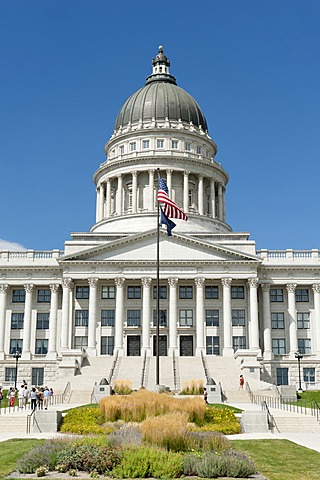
[0,383,54,410]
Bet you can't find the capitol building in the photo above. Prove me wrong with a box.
[0,47,319,393]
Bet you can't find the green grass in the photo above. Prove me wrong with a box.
[209,403,243,414]
[0,438,45,477]
[295,390,320,407]
[231,439,320,480]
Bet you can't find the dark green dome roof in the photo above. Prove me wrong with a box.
[114,47,208,132]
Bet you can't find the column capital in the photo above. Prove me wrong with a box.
[261,283,271,292]
[0,284,8,294]
[247,277,259,289]
[23,284,34,293]
[117,173,122,179]
[132,170,137,177]
[148,169,155,175]
[115,277,125,288]
[88,277,99,288]
[62,278,74,290]
[221,277,232,288]
[313,284,320,294]
[286,283,297,293]
[49,284,60,294]
[141,277,152,288]
[184,170,189,177]
[168,277,178,288]
[195,277,205,287]
[166,169,173,175]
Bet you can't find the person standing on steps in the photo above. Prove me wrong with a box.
[239,375,244,390]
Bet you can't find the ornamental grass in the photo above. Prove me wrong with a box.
[180,378,204,395]
[113,380,133,395]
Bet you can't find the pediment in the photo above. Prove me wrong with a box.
[59,229,261,264]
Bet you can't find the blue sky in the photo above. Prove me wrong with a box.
[1,0,319,251]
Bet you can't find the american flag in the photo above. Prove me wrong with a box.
[157,177,188,221]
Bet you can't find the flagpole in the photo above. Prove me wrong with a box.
[156,169,160,386]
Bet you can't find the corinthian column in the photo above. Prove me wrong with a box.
[222,278,233,356]
[106,179,111,218]
[247,278,260,352]
[22,284,34,360]
[117,175,123,215]
[115,278,125,355]
[261,284,272,359]
[198,175,204,215]
[312,284,320,355]
[47,284,59,358]
[210,179,216,218]
[99,183,105,221]
[0,284,8,359]
[168,277,178,356]
[132,171,137,213]
[195,277,205,355]
[218,184,223,220]
[141,277,152,355]
[88,278,99,355]
[166,169,173,197]
[148,170,155,211]
[61,278,74,350]
[183,171,189,213]
[287,283,298,356]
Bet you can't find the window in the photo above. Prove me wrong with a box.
[74,336,88,349]
[297,312,310,329]
[127,310,141,327]
[153,310,167,327]
[271,313,285,329]
[231,286,245,299]
[157,139,164,148]
[101,286,115,299]
[11,313,24,330]
[101,336,114,355]
[179,310,193,327]
[130,142,136,151]
[75,310,89,327]
[12,289,25,303]
[142,140,150,149]
[10,339,23,354]
[36,313,49,329]
[206,336,220,355]
[205,286,219,299]
[304,367,315,383]
[32,367,44,386]
[276,367,289,385]
[128,286,141,299]
[37,289,51,303]
[5,367,16,383]
[185,142,191,151]
[119,145,124,155]
[101,310,115,327]
[232,310,245,326]
[153,286,167,299]
[270,289,283,302]
[179,286,193,299]
[196,145,202,154]
[298,338,311,355]
[205,310,219,327]
[172,140,178,149]
[296,289,309,302]
[35,339,48,355]
[188,189,193,208]
[272,338,286,355]
[233,336,246,351]
[76,286,89,299]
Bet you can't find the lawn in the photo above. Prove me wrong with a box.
[231,439,320,480]
[0,438,44,477]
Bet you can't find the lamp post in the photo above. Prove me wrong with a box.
[295,351,303,393]
[13,351,21,390]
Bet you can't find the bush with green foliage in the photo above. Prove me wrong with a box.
[183,450,257,478]
[60,406,114,435]
[191,405,241,434]
[17,439,69,473]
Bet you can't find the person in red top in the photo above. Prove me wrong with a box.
[239,375,245,390]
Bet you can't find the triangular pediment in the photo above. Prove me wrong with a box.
[59,229,261,264]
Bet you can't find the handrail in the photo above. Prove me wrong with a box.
[140,350,147,388]
[251,393,313,416]
[310,400,320,422]
[108,350,119,385]
[172,350,179,392]
[200,351,211,383]
[261,400,279,433]
[62,381,71,403]
[245,382,254,402]
[273,383,283,401]
[26,408,36,434]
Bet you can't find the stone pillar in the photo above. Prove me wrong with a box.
[22,284,34,359]
[183,171,189,213]
[0,284,8,359]
[141,277,152,355]
[106,179,111,218]
[195,277,205,355]
[99,183,105,221]
[115,278,125,355]
[312,284,320,355]
[166,169,173,197]
[198,175,204,215]
[222,278,233,356]
[287,283,298,355]
[117,175,123,216]
[222,187,226,222]
[132,171,137,213]
[210,179,216,218]
[247,278,260,352]
[218,183,223,220]
[88,278,99,355]
[61,278,74,350]
[168,277,178,356]
[148,170,154,211]
[47,284,59,358]
[261,284,272,359]
[96,187,100,222]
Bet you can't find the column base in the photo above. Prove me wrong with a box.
[115,347,124,357]
[46,351,57,360]
[196,347,205,357]
[86,347,97,357]
[141,347,151,356]
[263,350,274,361]
[289,350,299,359]
[0,351,5,360]
[168,347,178,357]
[223,347,234,357]
[21,351,31,361]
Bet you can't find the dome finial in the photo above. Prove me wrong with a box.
[158,45,163,52]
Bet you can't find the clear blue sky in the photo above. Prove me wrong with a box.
[1,0,319,251]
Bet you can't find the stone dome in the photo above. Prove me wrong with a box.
[114,47,208,132]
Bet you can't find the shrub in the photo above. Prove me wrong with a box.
[110,446,183,478]
[60,406,114,435]
[191,406,241,435]
[17,439,69,473]
[35,466,49,477]
[180,379,204,395]
[183,450,257,478]
[109,424,142,446]
[185,431,230,452]
[113,380,133,395]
